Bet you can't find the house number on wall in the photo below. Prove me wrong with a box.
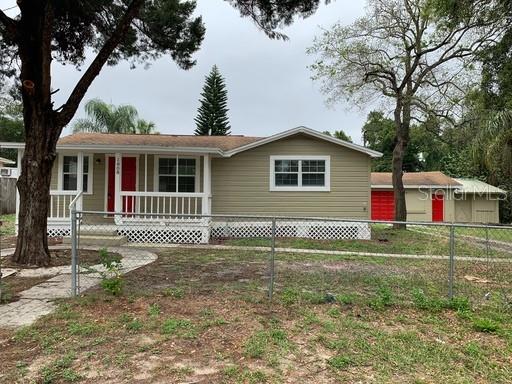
[116,157,121,175]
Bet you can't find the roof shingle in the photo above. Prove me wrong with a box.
[57,132,262,151]
[371,171,461,187]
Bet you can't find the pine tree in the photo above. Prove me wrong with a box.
[194,65,231,135]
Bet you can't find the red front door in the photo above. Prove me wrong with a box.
[432,193,444,222]
[107,156,137,212]
[371,191,395,221]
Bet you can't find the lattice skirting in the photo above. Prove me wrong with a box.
[210,220,371,240]
[48,220,370,244]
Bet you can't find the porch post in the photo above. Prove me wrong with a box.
[114,153,122,216]
[15,148,23,233]
[76,152,84,210]
[202,154,211,215]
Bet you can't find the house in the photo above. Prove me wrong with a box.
[371,171,506,223]
[2,127,382,243]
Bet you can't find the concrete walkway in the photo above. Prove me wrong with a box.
[0,246,157,328]
[128,243,512,263]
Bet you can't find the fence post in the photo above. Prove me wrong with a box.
[71,207,78,297]
[268,217,276,300]
[448,224,455,299]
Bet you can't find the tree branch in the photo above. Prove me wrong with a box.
[55,0,145,127]
[0,9,17,39]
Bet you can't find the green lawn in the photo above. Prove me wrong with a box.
[0,214,15,236]
[224,224,512,258]
[1,248,511,383]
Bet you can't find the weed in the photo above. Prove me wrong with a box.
[162,287,185,298]
[337,293,355,305]
[328,355,354,370]
[126,318,144,332]
[68,321,98,336]
[161,317,196,338]
[369,286,393,310]
[472,318,500,333]
[148,303,161,317]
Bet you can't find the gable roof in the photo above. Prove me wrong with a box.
[371,171,462,188]
[223,126,382,158]
[454,178,506,195]
[0,126,383,158]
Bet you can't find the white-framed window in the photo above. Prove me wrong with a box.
[156,155,198,193]
[59,154,93,193]
[269,155,330,192]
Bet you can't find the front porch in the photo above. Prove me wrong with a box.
[32,151,212,239]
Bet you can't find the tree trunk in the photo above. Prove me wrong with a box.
[392,99,410,229]
[12,128,56,266]
[11,2,59,266]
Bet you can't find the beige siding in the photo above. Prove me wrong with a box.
[405,190,430,222]
[211,134,371,218]
[472,195,500,223]
[455,199,472,222]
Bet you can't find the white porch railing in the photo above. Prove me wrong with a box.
[49,190,82,221]
[119,191,206,219]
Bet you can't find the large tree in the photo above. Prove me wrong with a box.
[308,0,506,224]
[73,98,157,134]
[0,0,327,266]
[194,65,231,136]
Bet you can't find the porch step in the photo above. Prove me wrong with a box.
[63,235,128,247]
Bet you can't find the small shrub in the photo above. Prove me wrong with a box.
[96,248,123,296]
[472,318,499,333]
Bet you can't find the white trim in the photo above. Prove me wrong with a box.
[154,154,200,193]
[57,153,93,194]
[269,155,331,192]
[226,127,382,158]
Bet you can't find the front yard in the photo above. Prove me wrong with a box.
[0,247,511,383]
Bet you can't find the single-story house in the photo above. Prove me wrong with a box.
[2,127,382,243]
[371,171,506,223]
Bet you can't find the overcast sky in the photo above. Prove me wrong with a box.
[2,1,371,143]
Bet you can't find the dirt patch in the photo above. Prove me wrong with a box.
[0,275,50,304]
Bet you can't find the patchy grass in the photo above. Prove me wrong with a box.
[0,247,511,383]
[0,214,15,236]
[223,224,512,259]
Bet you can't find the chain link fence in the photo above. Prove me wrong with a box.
[64,210,512,311]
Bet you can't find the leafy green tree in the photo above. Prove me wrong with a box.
[0,0,325,265]
[308,0,506,224]
[194,65,231,136]
[72,99,157,134]
[322,130,352,142]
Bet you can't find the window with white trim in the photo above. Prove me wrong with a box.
[270,156,330,191]
[62,155,91,193]
[158,157,196,193]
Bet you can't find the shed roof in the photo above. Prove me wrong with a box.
[454,178,507,195]
[371,171,462,188]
